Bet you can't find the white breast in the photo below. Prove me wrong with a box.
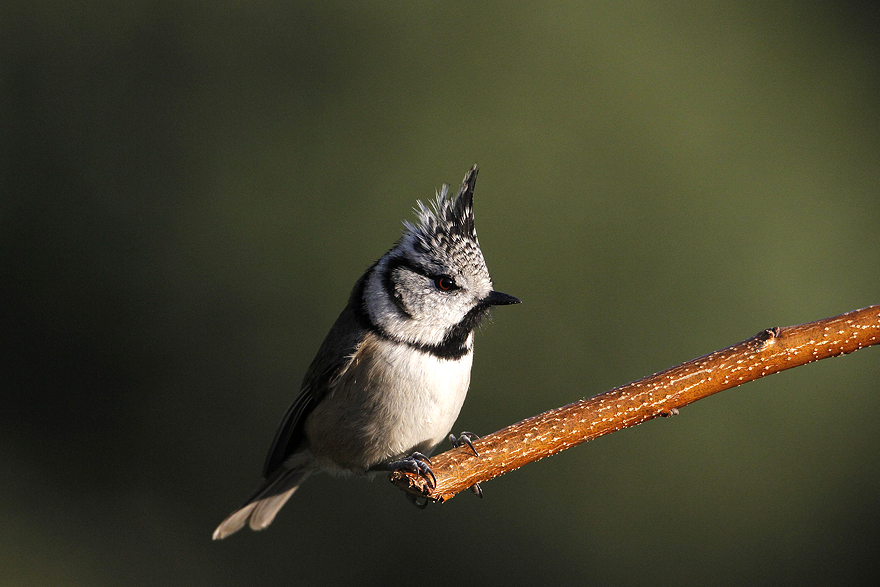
[304,332,475,473]
[379,338,474,454]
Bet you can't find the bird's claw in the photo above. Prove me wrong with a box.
[406,493,430,509]
[387,452,436,490]
[449,431,480,457]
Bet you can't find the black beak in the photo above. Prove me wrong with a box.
[483,290,521,306]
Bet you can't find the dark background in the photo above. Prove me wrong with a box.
[3,2,880,585]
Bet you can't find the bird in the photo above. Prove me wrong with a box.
[212,165,519,539]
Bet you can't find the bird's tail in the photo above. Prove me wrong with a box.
[212,468,311,540]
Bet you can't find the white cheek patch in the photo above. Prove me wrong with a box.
[363,262,450,347]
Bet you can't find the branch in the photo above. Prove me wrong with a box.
[391,305,880,502]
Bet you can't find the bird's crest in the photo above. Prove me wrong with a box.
[402,165,480,255]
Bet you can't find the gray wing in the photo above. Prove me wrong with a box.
[261,290,370,477]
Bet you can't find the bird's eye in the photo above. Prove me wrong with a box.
[434,275,457,291]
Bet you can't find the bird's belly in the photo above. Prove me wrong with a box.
[381,344,474,455]
[305,338,474,473]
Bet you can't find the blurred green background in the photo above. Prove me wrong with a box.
[3,1,879,585]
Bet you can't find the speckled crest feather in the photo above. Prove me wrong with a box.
[402,165,480,258]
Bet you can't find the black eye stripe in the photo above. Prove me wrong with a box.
[385,257,459,292]
[385,256,431,279]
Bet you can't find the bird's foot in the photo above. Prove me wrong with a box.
[386,452,436,490]
[448,431,480,456]
[448,432,484,498]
